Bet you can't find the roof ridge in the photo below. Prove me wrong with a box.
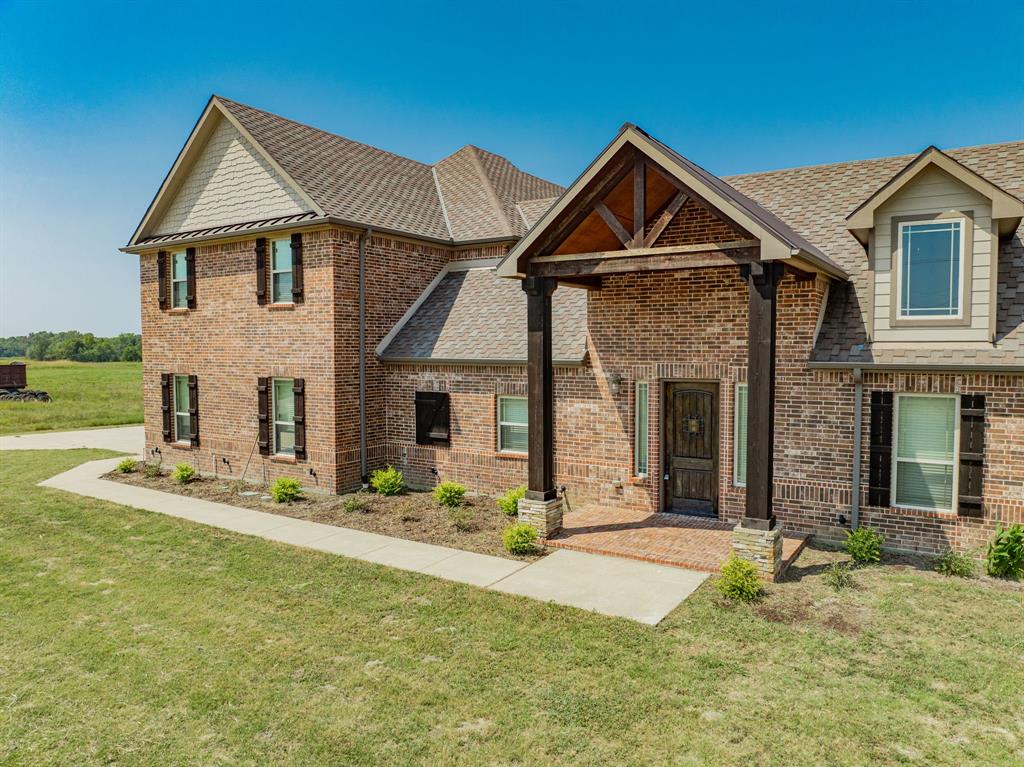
[465,145,514,237]
[430,166,455,240]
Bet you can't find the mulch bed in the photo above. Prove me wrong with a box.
[104,468,543,562]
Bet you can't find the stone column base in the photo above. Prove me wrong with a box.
[732,522,784,581]
[518,496,563,539]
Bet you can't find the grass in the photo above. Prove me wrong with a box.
[0,359,142,435]
[2,450,1023,766]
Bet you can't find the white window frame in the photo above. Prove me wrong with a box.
[171,251,188,309]
[496,395,528,454]
[634,380,649,478]
[270,238,293,305]
[895,218,965,320]
[272,377,296,456]
[891,393,959,513]
[733,382,748,488]
[173,374,190,444]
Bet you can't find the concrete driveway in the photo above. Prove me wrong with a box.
[0,425,143,453]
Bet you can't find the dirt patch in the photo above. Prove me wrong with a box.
[104,469,542,562]
[754,599,811,625]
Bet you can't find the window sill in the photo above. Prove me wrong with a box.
[167,308,191,315]
[270,454,297,464]
[495,451,528,460]
[268,302,296,311]
[172,441,194,449]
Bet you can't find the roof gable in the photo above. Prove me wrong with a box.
[846,145,1024,243]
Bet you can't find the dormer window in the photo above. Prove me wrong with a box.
[896,218,964,319]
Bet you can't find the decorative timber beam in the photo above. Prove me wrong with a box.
[522,275,558,502]
[644,191,689,247]
[530,246,759,278]
[593,201,632,248]
[632,153,646,247]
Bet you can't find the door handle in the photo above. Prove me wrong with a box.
[663,474,669,481]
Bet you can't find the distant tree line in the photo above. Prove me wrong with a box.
[0,331,142,362]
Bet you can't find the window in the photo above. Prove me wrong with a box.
[415,391,450,444]
[497,396,528,454]
[634,381,649,476]
[897,219,963,319]
[173,374,190,442]
[734,383,748,486]
[893,395,957,511]
[273,378,296,456]
[171,251,188,308]
[271,238,293,303]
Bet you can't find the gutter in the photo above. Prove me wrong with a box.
[851,367,863,531]
[359,228,371,487]
[377,356,589,368]
[808,361,1024,373]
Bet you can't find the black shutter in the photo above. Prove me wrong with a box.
[187,374,200,447]
[257,377,270,455]
[293,378,306,460]
[185,247,197,309]
[958,394,985,517]
[291,233,304,304]
[867,390,893,507]
[157,251,168,310]
[415,391,450,445]
[160,373,172,442]
[255,239,268,305]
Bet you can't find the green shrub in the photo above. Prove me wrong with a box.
[935,549,976,578]
[171,463,196,484]
[269,477,303,503]
[116,457,137,474]
[823,561,855,591]
[845,526,884,566]
[503,523,538,555]
[497,486,526,517]
[370,466,404,496]
[434,481,467,509]
[143,462,163,479]
[985,524,1024,580]
[449,506,474,532]
[715,554,763,603]
[342,494,370,513]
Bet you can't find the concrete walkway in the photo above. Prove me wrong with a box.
[0,425,144,453]
[37,456,708,624]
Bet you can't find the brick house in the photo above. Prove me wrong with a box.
[124,96,1024,577]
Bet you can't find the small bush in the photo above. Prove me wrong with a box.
[936,549,977,578]
[715,554,763,603]
[171,463,196,484]
[143,462,163,479]
[342,494,370,513]
[434,481,467,509]
[269,477,303,503]
[503,523,538,555]
[845,526,884,566]
[370,466,404,496]
[449,505,474,532]
[497,486,526,517]
[116,457,137,474]
[823,562,855,591]
[985,524,1024,580]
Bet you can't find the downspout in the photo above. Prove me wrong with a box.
[359,228,372,488]
[850,367,863,530]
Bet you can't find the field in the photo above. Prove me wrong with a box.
[0,359,142,435]
[2,449,1022,766]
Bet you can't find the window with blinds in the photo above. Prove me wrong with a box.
[734,383,748,487]
[497,396,528,454]
[173,374,190,442]
[634,381,649,477]
[273,378,296,456]
[893,394,957,511]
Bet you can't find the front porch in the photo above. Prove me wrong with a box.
[548,505,808,575]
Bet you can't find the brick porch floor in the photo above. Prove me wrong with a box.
[547,505,808,574]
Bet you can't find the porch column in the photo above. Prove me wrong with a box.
[733,261,785,579]
[517,275,563,538]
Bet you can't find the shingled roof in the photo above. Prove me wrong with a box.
[378,264,588,365]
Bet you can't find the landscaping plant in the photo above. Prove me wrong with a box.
[935,549,976,578]
[115,457,137,474]
[342,494,370,513]
[433,481,466,509]
[171,463,196,484]
[823,561,855,591]
[502,522,538,555]
[143,461,163,479]
[370,465,404,496]
[448,505,474,532]
[496,485,526,517]
[985,524,1024,580]
[845,526,884,566]
[269,477,303,503]
[715,554,763,603]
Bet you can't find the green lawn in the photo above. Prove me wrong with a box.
[0,359,142,435]
[2,450,1022,766]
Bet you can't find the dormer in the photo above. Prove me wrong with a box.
[846,147,1024,345]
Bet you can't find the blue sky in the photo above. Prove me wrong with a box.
[1,0,1021,336]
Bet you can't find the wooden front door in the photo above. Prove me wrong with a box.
[664,382,719,516]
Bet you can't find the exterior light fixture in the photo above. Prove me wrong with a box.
[607,373,622,396]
